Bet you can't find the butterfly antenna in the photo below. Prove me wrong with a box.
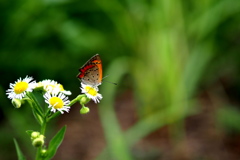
[103,80,117,85]
[102,75,109,79]
[102,75,117,85]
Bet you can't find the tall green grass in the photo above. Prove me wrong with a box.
[96,0,240,159]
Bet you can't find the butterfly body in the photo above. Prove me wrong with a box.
[77,54,102,87]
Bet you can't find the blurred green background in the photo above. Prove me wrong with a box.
[1,0,240,159]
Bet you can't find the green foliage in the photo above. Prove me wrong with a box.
[95,0,240,159]
[26,130,34,136]
[13,139,26,160]
[45,126,66,160]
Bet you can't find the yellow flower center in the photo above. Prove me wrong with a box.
[49,97,64,109]
[85,86,97,96]
[58,84,64,91]
[14,82,28,94]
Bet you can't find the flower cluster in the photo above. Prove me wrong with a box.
[6,76,103,114]
[7,74,103,160]
[6,76,72,114]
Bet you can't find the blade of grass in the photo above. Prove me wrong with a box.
[189,0,240,41]
[98,57,133,160]
[13,138,26,160]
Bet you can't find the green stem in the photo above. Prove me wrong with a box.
[35,148,41,160]
[23,98,43,125]
[47,111,61,122]
[40,119,47,135]
[69,94,86,106]
[27,92,44,117]
[35,117,47,160]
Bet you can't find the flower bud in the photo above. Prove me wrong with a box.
[32,137,44,147]
[31,131,40,139]
[12,98,22,108]
[80,96,90,105]
[80,106,90,114]
[41,149,48,157]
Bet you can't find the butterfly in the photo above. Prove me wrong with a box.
[77,54,102,87]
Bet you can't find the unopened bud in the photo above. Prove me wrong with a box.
[32,137,44,147]
[12,99,22,108]
[80,106,90,114]
[31,132,40,139]
[80,96,90,105]
[41,149,48,157]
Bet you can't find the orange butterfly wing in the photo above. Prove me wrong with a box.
[77,54,102,86]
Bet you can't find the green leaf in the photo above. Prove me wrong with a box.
[45,126,66,159]
[13,139,26,160]
[26,130,34,135]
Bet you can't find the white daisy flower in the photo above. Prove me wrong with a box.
[39,79,71,95]
[44,92,70,114]
[80,83,102,103]
[6,76,36,100]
